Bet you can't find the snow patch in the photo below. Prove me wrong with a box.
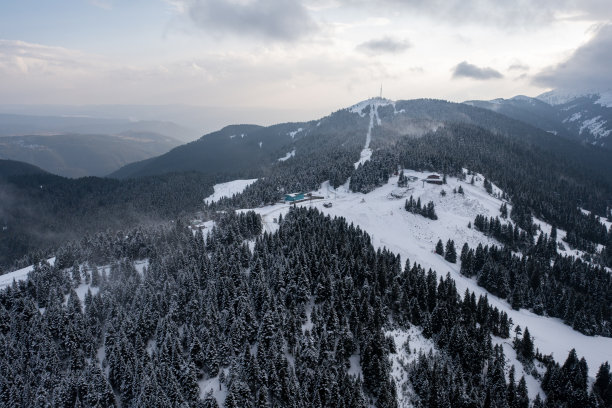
[348,354,363,378]
[288,128,303,138]
[579,116,611,139]
[564,112,582,123]
[198,373,227,407]
[278,149,296,162]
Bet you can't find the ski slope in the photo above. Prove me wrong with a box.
[203,178,258,204]
[350,97,391,168]
[243,170,612,379]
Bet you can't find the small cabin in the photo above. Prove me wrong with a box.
[285,193,305,202]
[424,174,444,185]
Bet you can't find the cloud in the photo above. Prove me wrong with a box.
[330,0,612,29]
[508,63,529,71]
[452,61,503,80]
[172,0,318,41]
[0,40,100,75]
[533,24,612,90]
[356,36,411,55]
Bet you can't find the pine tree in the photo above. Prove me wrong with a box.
[444,240,457,263]
[516,376,529,408]
[500,203,508,219]
[435,240,444,256]
[520,327,534,361]
[594,362,611,403]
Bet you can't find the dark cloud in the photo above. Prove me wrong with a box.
[533,24,612,90]
[180,0,317,41]
[356,36,411,55]
[452,61,503,80]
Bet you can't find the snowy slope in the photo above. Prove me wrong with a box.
[0,257,56,290]
[536,89,612,147]
[242,171,612,379]
[203,179,258,204]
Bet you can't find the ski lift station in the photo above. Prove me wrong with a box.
[285,193,305,202]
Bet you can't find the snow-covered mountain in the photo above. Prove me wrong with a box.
[537,89,612,108]
[466,89,612,148]
[3,94,612,407]
[537,89,612,148]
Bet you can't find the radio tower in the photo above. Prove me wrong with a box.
[380,84,382,99]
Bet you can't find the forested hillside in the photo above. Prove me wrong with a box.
[1,208,609,407]
[0,168,216,270]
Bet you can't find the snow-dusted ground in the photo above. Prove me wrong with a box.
[387,326,436,406]
[198,369,229,406]
[0,257,56,290]
[242,170,612,378]
[203,179,258,204]
[492,336,545,400]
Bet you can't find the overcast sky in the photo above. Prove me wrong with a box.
[0,0,610,118]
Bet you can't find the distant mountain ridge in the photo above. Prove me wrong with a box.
[111,97,612,180]
[0,113,198,142]
[0,132,181,178]
[465,89,612,148]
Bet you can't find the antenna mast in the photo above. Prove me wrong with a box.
[380,84,382,99]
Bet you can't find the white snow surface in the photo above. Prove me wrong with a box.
[241,170,612,378]
[203,179,258,204]
[278,149,296,162]
[0,257,56,290]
